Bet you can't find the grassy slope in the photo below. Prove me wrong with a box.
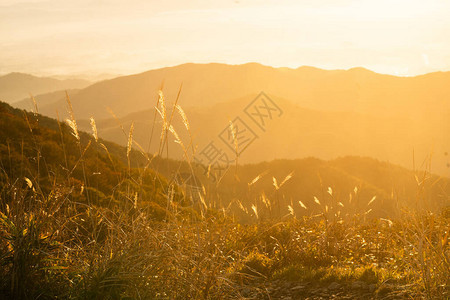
[0,100,448,299]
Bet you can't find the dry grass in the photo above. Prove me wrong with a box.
[0,91,448,299]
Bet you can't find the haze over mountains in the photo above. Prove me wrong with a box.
[26,63,450,120]
[0,72,91,103]
[1,100,448,218]
[9,63,450,176]
[78,94,448,176]
[14,89,82,111]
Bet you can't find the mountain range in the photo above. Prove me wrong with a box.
[22,63,449,120]
[1,100,448,218]
[0,72,91,103]
[9,63,450,176]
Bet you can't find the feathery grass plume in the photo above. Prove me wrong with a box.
[314,196,321,205]
[176,104,190,131]
[65,91,79,141]
[30,94,38,115]
[354,186,358,194]
[133,192,138,209]
[364,208,372,215]
[155,106,164,122]
[65,119,79,141]
[272,177,279,190]
[414,174,420,185]
[127,122,134,161]
[168,124,181,144]
[251,204,259,219]
[161,84,183,157]
[273,172,294,191]
[261,192,271,209]
[248,171,267,187]
[228,120,239,174]
[248,174,261,187]
[236,199,248,214]
[90,117,98,142]
[157,90,168,154]
[146,82,164,153]
[298,200,307,210]
[175,103,196,157]
[24,177,33,189]
[367,196,377,206]
[154,106,167,153]
[279,171,294,189]
[168,124,191,163]
[337,201,344,207]
[327,187,333,196]
[288,205,294,216]
[229,120,238,156]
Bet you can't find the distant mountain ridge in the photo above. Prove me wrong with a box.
[77,94,449,176]
[10,63,449,176]
[1,100,448,218]
[14,89,81,111]
[0,72,91,103]
[26,62,450,120]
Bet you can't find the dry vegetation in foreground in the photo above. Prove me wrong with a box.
[0,92,449,299]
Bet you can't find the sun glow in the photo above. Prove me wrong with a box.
[0,0,449,76]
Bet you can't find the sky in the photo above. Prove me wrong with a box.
[1,0,449,78]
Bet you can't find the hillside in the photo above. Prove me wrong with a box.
[13,89,82,111]
[0,72,91,103]
[1,100,449,299]
[3,0,450,297]
[0,101,169,208]
[77,94,450,176]
[1,100,448,218]
[33,63,450,120]
[213,157,449,221]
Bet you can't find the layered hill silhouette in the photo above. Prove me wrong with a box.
[1,101,448,218]
[30,63,450,121]
[11,63,450,176]
[0,72,90,103]
[76,94,449,176]
[14,89,82,111]
[214,156,449,220]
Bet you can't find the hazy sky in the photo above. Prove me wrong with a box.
[1,0,449,77]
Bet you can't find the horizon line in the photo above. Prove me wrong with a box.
[2,61,449,80]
